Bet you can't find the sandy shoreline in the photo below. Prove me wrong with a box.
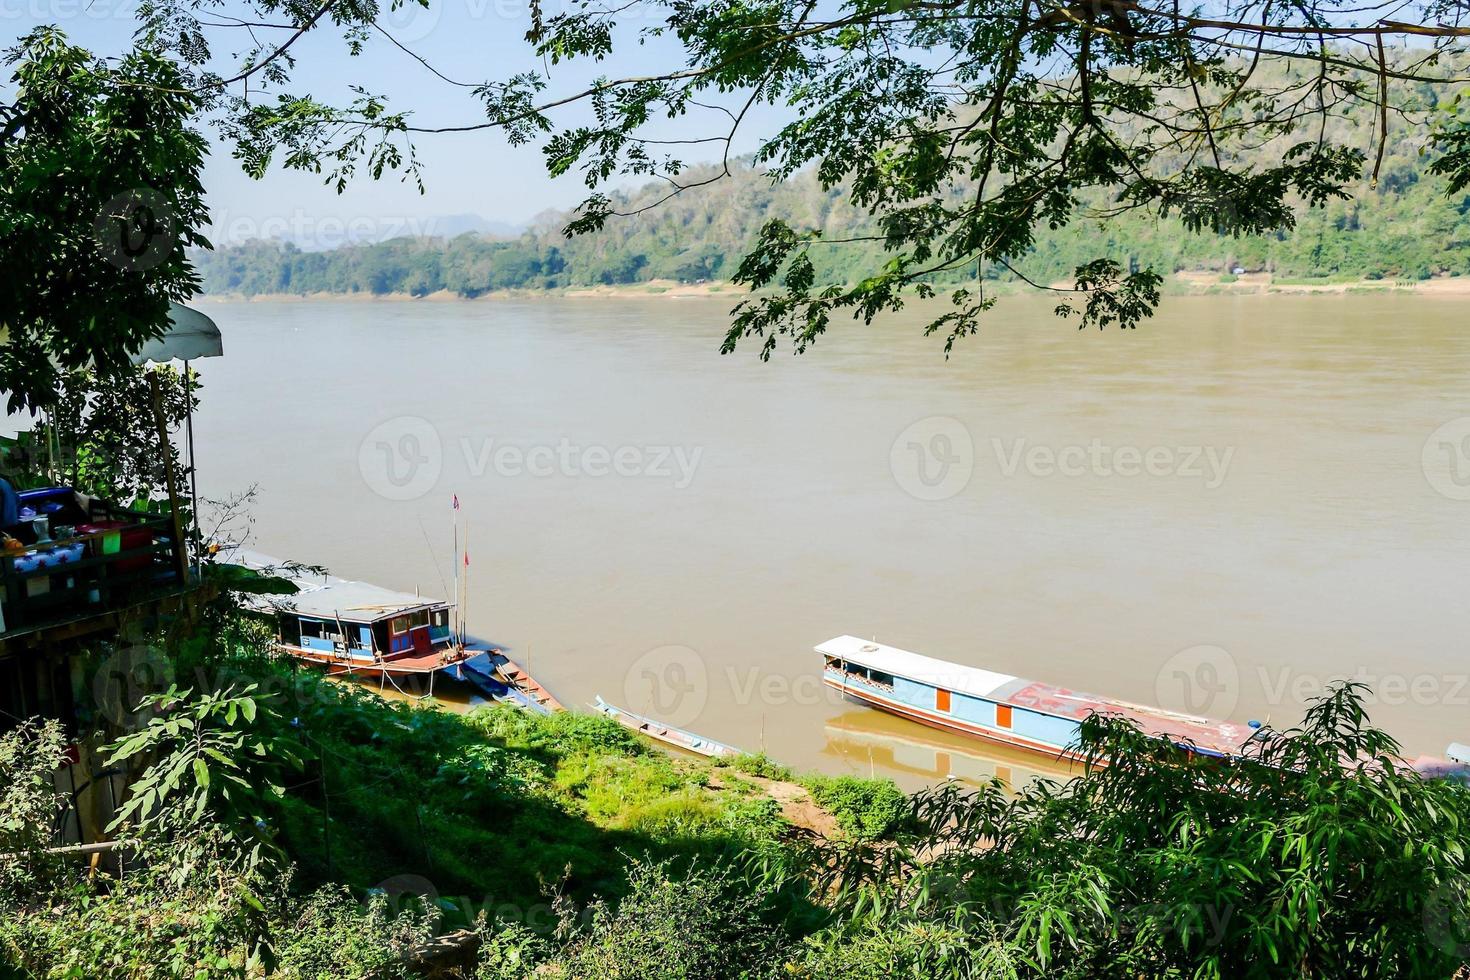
[1171,270,1470,295]
[195,280,740,304]
[194,272,1470,303]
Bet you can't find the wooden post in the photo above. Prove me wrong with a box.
[183,361,199,551]
[146,371,190,584]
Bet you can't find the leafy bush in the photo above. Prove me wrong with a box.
[0,829,277,979]
[273,886,437,979]
[0,719,70,897]
[724,752,796,782]
[105,683,301,875]
[786,919,1020,980]
[801,775,908,841]
[811,683,1470,978]
[505,860,790,980]
[465,704,647,758]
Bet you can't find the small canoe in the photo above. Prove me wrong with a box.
[592,695,740,758]
[497,653,565,713]
[458,651,564,714]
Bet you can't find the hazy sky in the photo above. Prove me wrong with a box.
[10,0,785,242]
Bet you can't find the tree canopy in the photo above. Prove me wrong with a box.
[0,29,209,412]
[112,0,1470,356]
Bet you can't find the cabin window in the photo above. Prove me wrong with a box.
[300,619,324,639]
[996,704,1013,729]
[410,610,429,628]
[433,609,448,629]
[279,615,301,647]
[868,670,894,688]
[936,689,952,712]
[389,616,410,635]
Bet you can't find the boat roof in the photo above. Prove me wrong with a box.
[817,634,1259,756]
[817,635,1021,700]
[219,545,447,624]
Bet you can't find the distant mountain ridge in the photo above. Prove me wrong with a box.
[202,211,524,254]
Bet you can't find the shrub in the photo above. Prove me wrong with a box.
[0,719,70,898]
[273,886,438,979]
[787,919,1020,979]
[466,704,646,758]
[0,830,277,980]
[521,860,790,980]
[801,776,907,841]
[814,683,1470,979]
[725,752,796,782]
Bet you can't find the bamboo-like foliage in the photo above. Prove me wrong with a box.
[773,682,1470,978]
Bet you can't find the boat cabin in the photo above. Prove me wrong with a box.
[277,602,453,661]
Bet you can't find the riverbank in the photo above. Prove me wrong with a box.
[1170,270,1470,295]
[195,270,1470,304]
[193,280,742,303]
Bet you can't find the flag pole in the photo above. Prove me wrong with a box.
[461,522,470,648]
[451,494,460,645]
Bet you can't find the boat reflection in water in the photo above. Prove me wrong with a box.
[822,709,1080,793]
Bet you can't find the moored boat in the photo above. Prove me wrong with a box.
[458,650,564,714]
[818,634,1468,778]
[820,634,1260,762]
[592,695,740,758]
[226,547,477,688]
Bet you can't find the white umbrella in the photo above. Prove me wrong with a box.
[131,303,224,578]
[131,303,224,365]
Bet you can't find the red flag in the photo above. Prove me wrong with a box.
[463,551,470,567]
[452,494,460,510]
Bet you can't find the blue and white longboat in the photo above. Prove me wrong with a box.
[819,635,1469,777]
[820,635,1260,763]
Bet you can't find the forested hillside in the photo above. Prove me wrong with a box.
[195,61,1470,298]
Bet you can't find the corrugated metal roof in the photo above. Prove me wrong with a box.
[219,545,447,624]
[816,635,1018,700]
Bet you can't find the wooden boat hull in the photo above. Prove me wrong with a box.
[279,643,472,680]
[496,654,565,712]
[825,676,1087,763]
[456,652,564,714]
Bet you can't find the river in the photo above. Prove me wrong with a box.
[189,292,1470,787]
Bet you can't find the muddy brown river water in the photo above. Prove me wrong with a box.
[190,293,1470,787]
